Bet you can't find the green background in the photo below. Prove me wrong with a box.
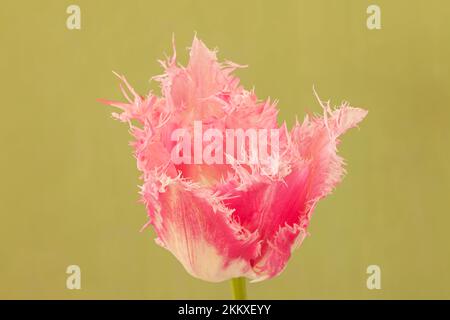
[1,0,449,299]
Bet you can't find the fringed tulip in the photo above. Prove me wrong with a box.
[100,36,367,285]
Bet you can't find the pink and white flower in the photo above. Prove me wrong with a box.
[100,36,367,282]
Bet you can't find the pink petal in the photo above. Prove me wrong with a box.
[218,104,367,280]
[141,174,260,282]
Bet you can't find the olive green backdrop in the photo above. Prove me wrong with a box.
[1,0,449,299]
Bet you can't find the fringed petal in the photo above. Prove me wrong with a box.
[217,103,367,280]
[141,174,260,282]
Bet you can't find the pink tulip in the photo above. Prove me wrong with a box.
[100,36,367,284]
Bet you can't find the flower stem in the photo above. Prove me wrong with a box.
[230,277,247,300]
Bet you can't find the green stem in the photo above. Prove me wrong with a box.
[230,277,247,300]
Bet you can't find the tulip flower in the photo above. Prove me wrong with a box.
[100,36,367,298]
